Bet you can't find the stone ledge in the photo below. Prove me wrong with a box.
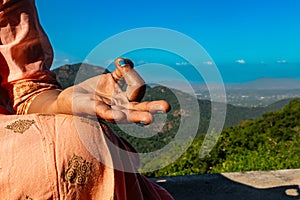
[151,169,300,200]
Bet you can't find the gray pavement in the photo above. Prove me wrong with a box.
[151,169,300,200]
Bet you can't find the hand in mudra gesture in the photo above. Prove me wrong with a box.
[29,58,170,125]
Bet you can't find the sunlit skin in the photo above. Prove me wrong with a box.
[28,58,171,124]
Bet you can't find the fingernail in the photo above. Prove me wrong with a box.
[118,60,126,67]
[137,121,146,127]
[156,111,165,114]
[118,59,133,67]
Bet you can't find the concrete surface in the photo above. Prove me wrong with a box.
[151,169,300,200]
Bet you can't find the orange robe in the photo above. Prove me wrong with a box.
[0,0,173,199]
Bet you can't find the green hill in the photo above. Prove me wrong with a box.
[143,86,291,133]
[51,63,298,176]
[211,98,300,172]
[145,98,300,177]
[52,63,290,136]
[52,63,108,89]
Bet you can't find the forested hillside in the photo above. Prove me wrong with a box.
[52,63,107,88]
[145,98,300,177]
[52,63,290,133]
[52,63,299,177]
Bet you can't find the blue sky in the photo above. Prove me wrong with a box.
[36,0,300,83]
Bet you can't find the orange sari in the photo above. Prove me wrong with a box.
[0,0,173,199]
[0,114,173,199]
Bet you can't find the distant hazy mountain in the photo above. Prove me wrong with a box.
[143,86,291,134]
[52,63,300,91]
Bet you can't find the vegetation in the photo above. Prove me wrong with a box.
[144,98,300,177]
[53,63,300,177]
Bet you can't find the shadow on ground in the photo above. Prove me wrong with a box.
[152,174,300,200]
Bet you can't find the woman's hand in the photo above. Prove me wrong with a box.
[28,58,170,125]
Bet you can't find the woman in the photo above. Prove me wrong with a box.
[0,0,173,199]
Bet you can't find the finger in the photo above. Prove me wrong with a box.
[128,100,171,113]
[123,70,146,102]
[114,58,146,101]
[124,110,154,125]
[95,102,126,122]
[118,58,134,68]
[111,58,134,82]
[109,105,153,124]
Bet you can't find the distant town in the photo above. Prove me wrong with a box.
[196,88,300,107]
[191,78,300,107]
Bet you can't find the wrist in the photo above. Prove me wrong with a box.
[27,89,62,114]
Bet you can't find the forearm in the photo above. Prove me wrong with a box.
[27,89,70,115]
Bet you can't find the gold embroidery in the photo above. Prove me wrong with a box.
[5,119,35,134]
[6,80,61,114]
[64,155,92,185]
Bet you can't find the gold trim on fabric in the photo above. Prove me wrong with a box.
[64,155,92,186]
[7,80,61,114]
[5,119,35,134]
